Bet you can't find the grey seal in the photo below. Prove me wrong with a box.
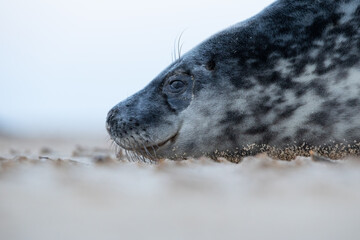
[106,0,360,162]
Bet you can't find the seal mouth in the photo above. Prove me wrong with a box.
[127,132,179,152]
[112,130,180,160]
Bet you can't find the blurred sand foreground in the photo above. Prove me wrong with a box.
[0,136,360,240]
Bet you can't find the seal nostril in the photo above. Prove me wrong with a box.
[125,104,130,107]
[142,129,146,132]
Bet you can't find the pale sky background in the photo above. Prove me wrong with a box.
[0,0,275,137]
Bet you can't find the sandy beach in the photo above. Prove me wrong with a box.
[1,136,360,240]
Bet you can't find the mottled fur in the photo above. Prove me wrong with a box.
[107,0,360,161]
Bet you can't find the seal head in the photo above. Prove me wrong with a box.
[107,0,360,161]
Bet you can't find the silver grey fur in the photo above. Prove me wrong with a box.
[107,0,360,161]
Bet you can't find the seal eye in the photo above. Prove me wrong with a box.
[165,79,187,94]
[169,80,185,91]
[163,74,192,111]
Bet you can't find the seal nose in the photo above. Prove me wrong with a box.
[105,121,111,134]
[106,103,143,140]
[106,106,120,136]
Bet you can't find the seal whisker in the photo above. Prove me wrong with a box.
[130,138,147,162]
[112,140,119,155]
[127,150,135,162]
[132,140,149,162]
[138,133,157,157]
[146,135,162,158]
[177,30,185,61]
[139,142,154,160]
[173,37,177,62]
[145,134,160,150]
[171,30,185,62]
[122,138,137,161]
[138,134,157,160]
[130,147,142,162]
[129,149,139,162]
[109,137,122,158]
[116,137,126,159]
[124,149,132,162]
[130,135,154,161]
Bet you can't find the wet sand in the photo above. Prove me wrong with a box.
[1,136,360,240]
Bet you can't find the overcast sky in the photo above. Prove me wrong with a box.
[0,0,275,137]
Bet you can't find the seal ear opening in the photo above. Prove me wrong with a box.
[205,59,216,71]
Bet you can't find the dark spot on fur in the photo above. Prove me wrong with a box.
[231,77,255,89]
[275,96,286,104]
[262,131,276,144]
[342,54,359,68]
[355,6,360,16]
[292,58,310,77]
[205,59,216,71]
[307,111,330,127]
[339,24,357,37]
[296,128,309,140]
[256,71,281,86]
[281,136,292,143]
[244,125,268,135]
[224,127,238,145]
[345,128,360,141]
[279,77,297,89]
[220,111,245,125]
[295,85,309,97]
[346,98,359,107]
[322,99,341,109]
[311,78,328,97]
[330,13,341,26]
[252,96,273,115]
[306,16,328,40]
[277,104,301,120]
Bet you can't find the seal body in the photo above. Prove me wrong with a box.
[107,0,360,161]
